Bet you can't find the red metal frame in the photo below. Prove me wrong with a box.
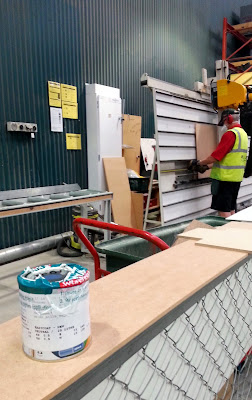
[240,347,252,364]
[222,17,252,75]
[73,218,169,280]
[233,65,252,82]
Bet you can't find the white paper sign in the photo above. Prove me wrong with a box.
[50,107,63,132]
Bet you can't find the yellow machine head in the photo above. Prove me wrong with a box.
[217,79,252,109]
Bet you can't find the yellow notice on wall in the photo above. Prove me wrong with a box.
[66,133,82,150]
[61,84,77,103]
[48,81,61,107]
[62,101,78,119]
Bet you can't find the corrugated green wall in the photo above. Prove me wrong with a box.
[0,0,247,247]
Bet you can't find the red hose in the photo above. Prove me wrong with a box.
[73,218,169,280]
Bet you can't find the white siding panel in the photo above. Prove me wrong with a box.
[238,193,252,203]
[163,196,212,222]
[162,185,211,206]
[151,78,252,225]
[241,176,252,187]
[156,92,217,114]
[156,101,217,124]
[164,208,214,225]
[160,161,176,170]
[238,184,252,198]
[160,173,176,192]
[158,132,195,147]
[161,183,252,224]
[157,117,196,134]
[159,147,196,161]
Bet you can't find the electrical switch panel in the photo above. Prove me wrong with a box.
[7,121,38,133]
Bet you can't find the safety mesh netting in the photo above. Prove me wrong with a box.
[83,259,252,400]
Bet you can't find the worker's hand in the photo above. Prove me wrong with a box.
[188,159,199,171]
[197,164,209,174]
[188,160,209,174]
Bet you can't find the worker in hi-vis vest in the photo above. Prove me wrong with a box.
[189,109,248,218]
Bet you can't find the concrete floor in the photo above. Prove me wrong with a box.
[0,249,104,324]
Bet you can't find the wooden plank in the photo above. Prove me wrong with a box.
[0,195,113,218]
[131,192,143,230]
[217,221,252,230]
[195,123,218,178]
[178,227,252,253]
[230,72,252,85]
[196,237,252,253]
[178,227,216,240]
[0,240,247,400]
[233,22,252,34]
[103,157,136,228]
[231,60,252,68]
[122,115,141,174]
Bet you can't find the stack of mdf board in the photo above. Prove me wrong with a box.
[103,157,143,229]
[172,219,214,247]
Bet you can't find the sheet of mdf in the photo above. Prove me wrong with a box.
[178,227,252,253]
[195,123,218,178]
[122,114,142,174]
[217,221,252,231]
[103,157,136,228]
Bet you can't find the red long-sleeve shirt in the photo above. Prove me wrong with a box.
[211,124,242,161]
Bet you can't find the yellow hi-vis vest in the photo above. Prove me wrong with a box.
[210,127,248,182]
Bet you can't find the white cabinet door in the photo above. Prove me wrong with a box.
[97,95,122,192]
[86,85,122,214]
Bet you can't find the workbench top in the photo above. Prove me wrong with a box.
[0,232,248,400]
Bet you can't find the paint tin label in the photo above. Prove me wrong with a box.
[17,263,91,361]
[22,336,91,361]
